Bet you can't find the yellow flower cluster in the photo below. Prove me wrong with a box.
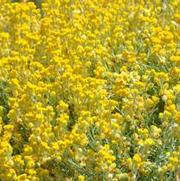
[0,0,179,180]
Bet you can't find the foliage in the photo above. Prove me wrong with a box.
[0,0,179,180]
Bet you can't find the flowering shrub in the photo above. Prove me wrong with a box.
[0,0,179,180]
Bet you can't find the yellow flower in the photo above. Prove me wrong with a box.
[133,154,142,164]
[170,55,180,63]
[78,175,85,181]
[17,174,27,181]
[144,138,154,146]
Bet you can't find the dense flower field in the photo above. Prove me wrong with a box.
[0,0,179,180]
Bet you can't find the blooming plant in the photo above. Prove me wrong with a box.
[0,0,179,180]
